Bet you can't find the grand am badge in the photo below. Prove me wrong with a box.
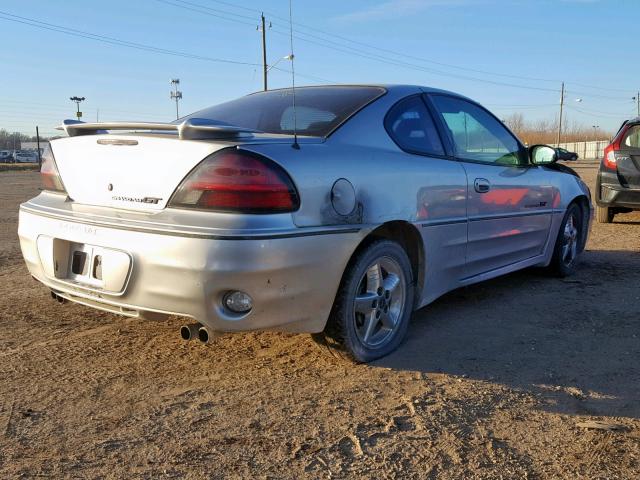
[112,196,162,205]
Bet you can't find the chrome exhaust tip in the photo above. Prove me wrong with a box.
[51,291,67,304]
[180,323,200,341]
[198,326,212,344]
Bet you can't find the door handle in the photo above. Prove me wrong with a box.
[474,178,491,193]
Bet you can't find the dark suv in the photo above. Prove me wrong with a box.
[596,117,640,223]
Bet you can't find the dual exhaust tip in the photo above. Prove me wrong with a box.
[180,323,214,344]
[51,290,213,344]
[50,291,67,304]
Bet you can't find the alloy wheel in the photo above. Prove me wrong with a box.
[352,256,406,348]
[562,214,579,266]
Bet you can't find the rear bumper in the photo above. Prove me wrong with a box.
[597,184,640,209]
[18,204,366,333]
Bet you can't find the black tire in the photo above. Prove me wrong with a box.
[596,205,614,224]
[549,203,583,277]
[317,239,415,363]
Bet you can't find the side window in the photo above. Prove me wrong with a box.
[622,125,640,148]
[385,96,445,156]
[431,95,524,165]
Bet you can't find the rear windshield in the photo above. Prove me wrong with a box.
[180,86,385,137]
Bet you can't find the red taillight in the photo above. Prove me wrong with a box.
[602,144,617,170]
[602,124,629,170]
[40,143,67,193]
[169,149,299,213]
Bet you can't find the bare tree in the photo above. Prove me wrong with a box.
[505,114,611,145]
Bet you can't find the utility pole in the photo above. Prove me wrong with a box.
[556,82,564,147]
[258,13,271,91]
[36,126,41,169]
[70,96,85,120]
[635,91,640,117]
[170,79,182,120]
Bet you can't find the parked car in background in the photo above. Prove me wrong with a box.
[0,150,14,163]
[596,117,640,223]
[557,147,578,161]
[14,150,39,163]
[18,85,593,362]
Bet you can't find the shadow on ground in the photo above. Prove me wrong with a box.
[376,250,640,419]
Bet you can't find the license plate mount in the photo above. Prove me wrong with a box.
[36,236,132,294]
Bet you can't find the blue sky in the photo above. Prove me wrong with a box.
[2,0,639,137]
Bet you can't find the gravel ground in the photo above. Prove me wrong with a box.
[1,165,639,479]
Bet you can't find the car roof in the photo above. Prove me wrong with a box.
[615,117,640,136]
[246,83,471,100]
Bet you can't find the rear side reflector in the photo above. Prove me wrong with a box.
[169,148,299,213]
[40,143,67,193]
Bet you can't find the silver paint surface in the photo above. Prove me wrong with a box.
[19,85,593,332]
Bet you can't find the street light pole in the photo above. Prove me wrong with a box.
[69,96,85,120]
[592,125,599,141]
[170,79,182,120]
[266,54,294,73]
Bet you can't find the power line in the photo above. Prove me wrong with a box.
[154,0,256,27]
[201,0,638,94]
[0,100,181,117]
[160,0,562,93]
[0,10,260,66]
[564,81,632,94]
[211,0,562,83]
[565,104,636,118]
[488,104,557,110]
[485,103,558,107]
[1,5,632,120]
[0,9,333,84]
[273,28,561,92]
[0,103,170,118]
[565,89,633,102]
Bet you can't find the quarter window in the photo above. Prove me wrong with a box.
[622,125,640,148]
[431,95,523,165]
[385,96,444,156]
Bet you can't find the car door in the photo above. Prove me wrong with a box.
[428,94,554,278]
[384,95,468,304]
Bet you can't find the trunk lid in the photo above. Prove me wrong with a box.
[50,132,322,213]
[51,134,230,212]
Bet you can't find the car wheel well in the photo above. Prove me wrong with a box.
[570,195,590,252]
[349,221,424,307]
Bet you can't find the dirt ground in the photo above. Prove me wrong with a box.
[1,165,639,479]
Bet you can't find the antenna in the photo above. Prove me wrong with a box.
[288,0,299,150]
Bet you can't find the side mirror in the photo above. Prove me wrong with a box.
[529,144,558,165]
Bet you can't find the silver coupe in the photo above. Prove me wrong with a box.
[19,85,592,362]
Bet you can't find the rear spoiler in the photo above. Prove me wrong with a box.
[56,118,260,140]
